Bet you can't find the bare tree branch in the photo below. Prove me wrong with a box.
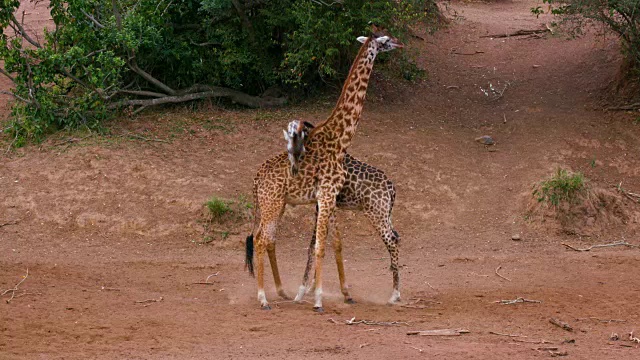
[0,68,16,83]
[127,58,177,96]
[231,0,256,44]
[81,9,105,29]
[0,90,31,103]
[112,0,122,30]
[10,14,41,49]
[117,90,168,98]
[109,87,285,110]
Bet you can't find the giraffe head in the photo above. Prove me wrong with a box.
[356,24,404,53]
[283,120,314,176]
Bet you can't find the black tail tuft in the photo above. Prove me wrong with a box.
[245,234,255,277]
[392,229,400,244]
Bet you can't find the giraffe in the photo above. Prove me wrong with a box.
[284,119,401,304]
[245,26,403,311]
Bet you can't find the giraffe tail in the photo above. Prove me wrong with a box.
[245,234,255,277]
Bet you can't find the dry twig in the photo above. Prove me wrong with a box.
[562,241,639,252]
[579,317,626,323]
[496,297,542,305]
[549,318,573,332]
[135,296,163,305]
[193,271,220,285]
[512,338,553,344]
[489,331,527,338]
[0,219,19,228]
[549,350,568,357]
[495,265,512,282]
[345,317,408,326]
[407,329,470,336]
[1,269,29,303]
[452,50,485,55]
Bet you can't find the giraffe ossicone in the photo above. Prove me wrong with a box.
[245,26,404,311]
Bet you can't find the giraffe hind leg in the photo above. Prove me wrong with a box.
[365,209,401,304]
[387,228,401,304]
[331,212,354,304]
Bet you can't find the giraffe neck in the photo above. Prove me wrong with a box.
[312,39,377,151]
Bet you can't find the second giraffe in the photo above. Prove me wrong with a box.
[283,119,401,305]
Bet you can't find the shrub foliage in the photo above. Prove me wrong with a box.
[0,0,441,146]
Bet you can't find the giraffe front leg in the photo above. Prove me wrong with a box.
[255,232,270,310]
[313,195,335,312]
[331,214,354,304]
[267,242,290,300]
[295,204,318,303]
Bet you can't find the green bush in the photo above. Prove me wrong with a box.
[532,0,640,78]
[533,168,587,207]
[205,197,233,220]
[1,0,441,146]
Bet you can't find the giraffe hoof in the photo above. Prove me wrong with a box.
[278,292,291,300]
[313,306,324,313]
[345,298,356,304]
[261,305,272,311]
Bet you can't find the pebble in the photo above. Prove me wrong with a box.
[511,234,521,241]
[475,135,495,145]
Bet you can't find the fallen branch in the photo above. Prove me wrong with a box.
[579,317,626,323]
[562,241,639,252]
[135,296,163,305]
[489,331,527,338]
[513,338,553,344]
[407,329,470,336]
[452,50,484,55]
[496,297,542,305]
[481,29,549,38]
[549,350,568,357]
[345,317,408,326]
[110,87,286,111]
[1,268,29,304]
[495,265,512,282]
[549,318,573,332]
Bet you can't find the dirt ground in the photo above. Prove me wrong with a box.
[2,1,640,359]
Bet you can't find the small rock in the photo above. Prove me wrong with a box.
[533,64,541,68]
[475,135,495,145]
[511,234,521,241]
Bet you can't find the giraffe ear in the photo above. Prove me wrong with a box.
[356,36,367,43]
